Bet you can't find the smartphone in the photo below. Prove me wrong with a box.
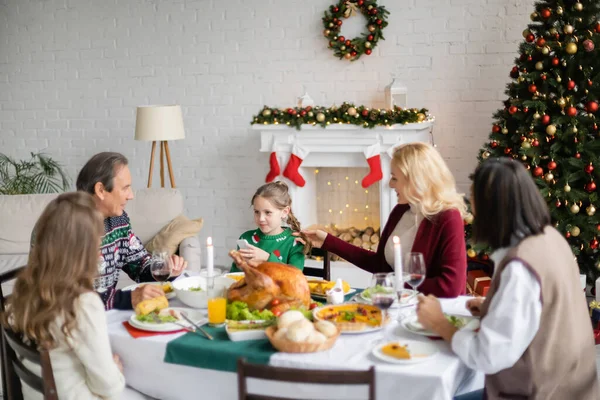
[237,239,251,249]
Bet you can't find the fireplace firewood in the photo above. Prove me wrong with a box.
[370,233,380,244]
[364,227,375,236]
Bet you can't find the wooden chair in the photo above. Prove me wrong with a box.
[0,266,26,397]
[304,248,331,281]
[237,359,375,400]
[2,325,57,400]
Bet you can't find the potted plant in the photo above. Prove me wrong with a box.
[0,152,70,194]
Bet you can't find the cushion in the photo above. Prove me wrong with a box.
[145,215,204,255]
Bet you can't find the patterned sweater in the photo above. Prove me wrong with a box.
[230,228,305,272]
[96,212,153,310]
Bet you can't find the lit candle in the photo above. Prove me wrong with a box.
[206,237,214,277]
[393,236,403,289]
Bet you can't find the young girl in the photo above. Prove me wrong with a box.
[231,181,310,272]
[3,192,145,400]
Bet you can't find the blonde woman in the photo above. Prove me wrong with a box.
[3,192,146,400]
[299,142,467,297]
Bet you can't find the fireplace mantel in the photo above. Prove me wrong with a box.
[254,121,435,230]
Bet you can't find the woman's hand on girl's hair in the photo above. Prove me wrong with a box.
[294,229,327,248]
[238,244,270,264]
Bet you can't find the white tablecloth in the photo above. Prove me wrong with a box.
[107,296,483,400]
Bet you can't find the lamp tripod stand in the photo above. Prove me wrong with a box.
[147,140,176,188]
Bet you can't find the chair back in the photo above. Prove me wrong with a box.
[2,325,57,400]
[0,266,26,397]
[303,248,331,281]
[237,359,375,400]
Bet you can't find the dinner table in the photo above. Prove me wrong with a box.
[107,281,484,400]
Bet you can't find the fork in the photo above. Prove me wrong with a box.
[180,311,213,340]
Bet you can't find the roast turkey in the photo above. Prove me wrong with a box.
[227,250,310,314]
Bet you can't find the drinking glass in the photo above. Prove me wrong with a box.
[370,273,396,328]
[207,287,227,327]
[150,251,172,283]
[403,252,426,296]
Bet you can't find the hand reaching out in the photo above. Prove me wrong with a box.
[292,229,327,248]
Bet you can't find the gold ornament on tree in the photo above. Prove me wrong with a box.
[587,205,597,216]
[564,183,571,192]
[566,42,578,54]
[571,204,580,214]
[571,226,581,236]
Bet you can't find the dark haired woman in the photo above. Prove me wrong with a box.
[417,158,599,400]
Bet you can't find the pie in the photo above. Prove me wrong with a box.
[313,304,385,332]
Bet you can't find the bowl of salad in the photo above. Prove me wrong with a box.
[172,275,235,309]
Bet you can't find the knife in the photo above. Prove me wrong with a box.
[180,312,213,340]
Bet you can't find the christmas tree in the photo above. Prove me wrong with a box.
[469,0,600,282]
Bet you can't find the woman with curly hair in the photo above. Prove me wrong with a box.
[3,192,145,400]
[299,142,467,297]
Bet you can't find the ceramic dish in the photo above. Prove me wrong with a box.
[129,307,205,332]
[312,304,389,334]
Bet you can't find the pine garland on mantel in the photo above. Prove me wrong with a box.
[251,103,432,130]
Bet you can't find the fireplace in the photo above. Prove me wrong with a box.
[255,121,434,286]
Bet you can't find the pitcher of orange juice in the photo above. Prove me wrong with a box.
[207,287,227,327]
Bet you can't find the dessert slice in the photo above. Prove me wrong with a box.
[381,343,411,359]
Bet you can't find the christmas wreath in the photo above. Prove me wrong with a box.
[251,103,430,130]
[322,0,389,61]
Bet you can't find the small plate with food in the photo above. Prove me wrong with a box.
[307,279,355,300]
[121,282,176,299]
[372,340,439,364]
[357,287,418,308]
[129,296,205,332]
[400,314,479,338]
[312,304,388,334]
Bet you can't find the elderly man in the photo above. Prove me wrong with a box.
[76,152,187,310]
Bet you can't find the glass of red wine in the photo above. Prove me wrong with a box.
[150,251,172,283]
[403,252,426,299]
[370,273,396,328]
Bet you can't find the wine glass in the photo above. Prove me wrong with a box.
[403,252,426,299]
[370,273,396,328]
[150,251,172,283]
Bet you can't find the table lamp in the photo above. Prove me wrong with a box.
[134,105,185,188]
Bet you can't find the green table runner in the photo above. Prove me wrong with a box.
[165,288,363,372]
[164,325,276,372]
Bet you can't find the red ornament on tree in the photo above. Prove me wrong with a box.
[585,164,594,174]
[532,139,540,147]
[367,35,374,41]
[365,49,372,55]
[376,19,382,25]
[597,224,600,231]
[583,39,595,52]
[591,238,599,250]
[548,161,557,170]
[300,110,307,117]
[528,84,537,93]
[509,106,518,114]
[576,152,582,159]
[357,0,364,5]
[492,124,501,133]
[566,106,577,117]
[504,148,512,155]
[566,232,571,238]
[533,166,544,177]
[555,200,562,208]
[332,6,339,12]
[361,109,369,117]
[587,181,597,192]
[567,80,576,90]
[586,101,599,113]
[536,37,546,47]
[338,36,345,42]
[526,34,535,43]
[551,57,560,66]
[541,115,551,125]
[540,8,551,19]
[490,141,498,148]
[589,79,594,87]
[541,74,547,81]
[287,108,295,115]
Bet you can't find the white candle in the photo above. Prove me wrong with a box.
[393,236,403,289]
[206,237,214,277]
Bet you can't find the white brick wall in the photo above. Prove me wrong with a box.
[0,0,530,265]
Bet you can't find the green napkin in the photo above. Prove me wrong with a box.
[164,325,276,372]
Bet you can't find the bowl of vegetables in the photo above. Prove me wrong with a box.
[172,275,235,309]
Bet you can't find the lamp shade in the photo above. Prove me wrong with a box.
[134,105,185,141]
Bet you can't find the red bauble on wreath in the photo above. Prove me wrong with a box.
[323,0,389,61]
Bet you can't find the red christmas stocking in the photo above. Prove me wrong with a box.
[265,151,280,182]
[362,143,383,188]
[283,144,309,187]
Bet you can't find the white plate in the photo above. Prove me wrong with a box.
[355,289,418,308]
[129,307,206,332]
[372,340,439,364]
[400,314,479,338]
[311,288,356,301]
[121,282,176,299]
